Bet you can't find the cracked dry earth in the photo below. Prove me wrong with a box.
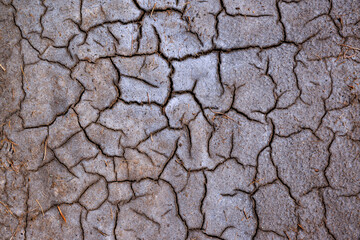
[0,0,360,240]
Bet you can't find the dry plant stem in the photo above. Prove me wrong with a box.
[298,224,305,232]
[0,200,15,217]
[0,64,5,72]
[9,223,20,240]
[36,199,45,216]
[209,108,236,122]
[43,137,48,161]
[151,3,156,18]
[95,227,108,236]
[183,5,191,16]
[20,65,27,83]
[284,231,291,240]
[57,206,66,223]
[338,43,360,51]
[243,208,249,219]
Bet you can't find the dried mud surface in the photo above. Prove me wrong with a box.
[0,0,359,239]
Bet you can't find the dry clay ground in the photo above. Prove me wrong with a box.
[0,0,360,239]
